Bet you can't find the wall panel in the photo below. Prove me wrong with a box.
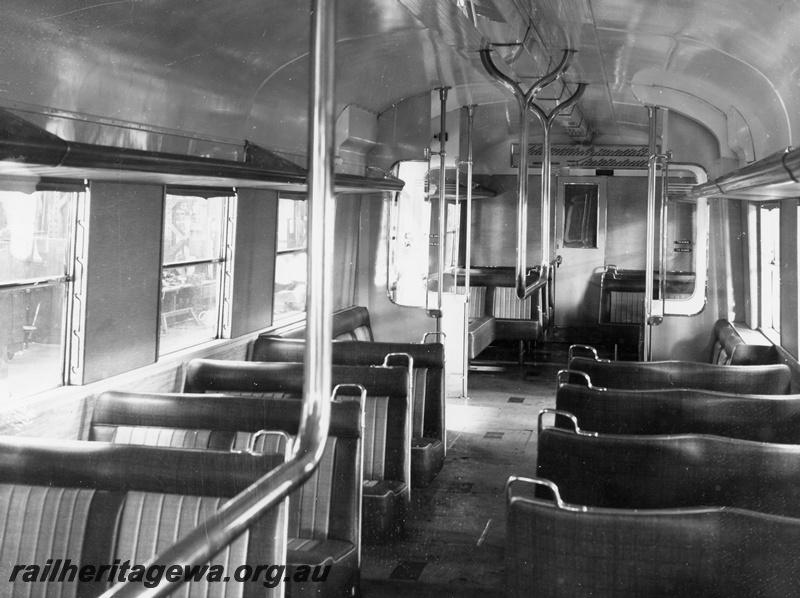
[83,182,162,383]
[230,188,278,337]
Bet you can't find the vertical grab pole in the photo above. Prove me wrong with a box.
[659,158,670,319]
[97,2,335,597]
[644,106,659,361]
[529,83,585,295]
[462,105,476,398]
[480,48,575,299]
[303,0,335,443]
[433,87,449,331]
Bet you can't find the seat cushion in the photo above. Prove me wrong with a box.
[468,315,496,359]
[287,538,356,565]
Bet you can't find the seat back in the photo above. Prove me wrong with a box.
[568,356,792,393]
[711,319,780,365]
[507,476,800,598]
[490,287,533,320]
[536,426,800,517]
[556,382,800,442]
[251,338,444,444]
[92,390,363,551]
[276,306,373,341]
[183,359,410,487]
[0,436,286,598]
[450,285,487,318]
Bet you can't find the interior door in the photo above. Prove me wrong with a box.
[554,177,607,328]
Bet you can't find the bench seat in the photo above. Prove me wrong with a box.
[568,355,792,393]
[446,267,547,361]
[536,425,800,517]
[267,306,373,342]
[711,319,780,365]
[251,338,445,488]
[507,476,800,598]
[467,315,495,359]
[183,359,410,544]
[556,381,800,442]
[91,390,363,598]
[0,436,286,598]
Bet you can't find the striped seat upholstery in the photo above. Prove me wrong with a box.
[608,290,644,324]
[453,285,487,318]
[0,485,95,598]
[91,390,364,598]
[115,492,252,598]
[101,426,234,449]
[0,437,286,598]
[491,287,532,319]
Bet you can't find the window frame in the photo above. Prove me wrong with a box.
[0,178,83,397]
[157,188,233,356]
[758,201,781,343]
[272,193,308,323]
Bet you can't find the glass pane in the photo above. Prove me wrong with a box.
[563,184,598,248]
[388,161,431,307]
[0,189,73,282]
[273,250,307,321]
[160,263,221,354]
[0,285,65,400]
[760,206,780,333]
[163,194,225,264]
[664,201,697,300]
[276,198,308,252]
[444,200,460,269]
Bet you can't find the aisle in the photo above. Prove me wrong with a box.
[360,362,561,596]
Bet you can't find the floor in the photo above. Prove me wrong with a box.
[361,357,564,597]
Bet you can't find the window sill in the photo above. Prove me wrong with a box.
[757,326,781,347]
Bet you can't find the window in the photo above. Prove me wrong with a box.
[159,191,228,355]
[0,180,80,399]
[444,197,461,270]
[759,203,780,336]
[563,183,598,248]
[273,196,308,321]
[387,161,432,307]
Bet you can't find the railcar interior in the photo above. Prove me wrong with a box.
[1,0,800,596]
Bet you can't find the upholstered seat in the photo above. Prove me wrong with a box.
[557,381,800,442]
[183,359,411,544]
[536,425,800,517]
[506,476,800,598]
[251,337,446,488]
[568,355,792,394]
[91,390,363,598]
[0,436,286,598]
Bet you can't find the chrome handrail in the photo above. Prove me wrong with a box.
[538,408,596,436]
[421,331,446,344]
[480,48,576,299]
[100,1,336,596]
[555,369,606,391]
[567,344,601,362]
[529,82,587,295]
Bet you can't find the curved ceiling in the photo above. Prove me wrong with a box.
[1,0,797,164]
